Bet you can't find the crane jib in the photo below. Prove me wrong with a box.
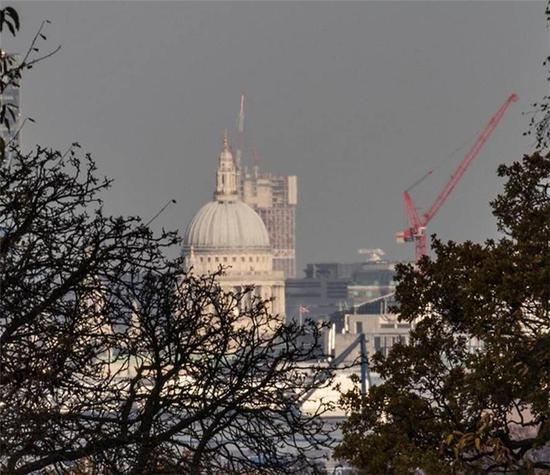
[396,93,518,261]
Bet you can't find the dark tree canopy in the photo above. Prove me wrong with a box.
[335,153,550,474]
[524,2,550,151]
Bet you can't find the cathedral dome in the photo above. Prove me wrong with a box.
[181,129,284,319]
[183,131,270,253]
[183,200,270,251]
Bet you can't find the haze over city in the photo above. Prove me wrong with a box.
[6,1,546,269]
[2,1,550,473]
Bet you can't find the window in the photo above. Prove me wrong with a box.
[355,322,363,334]
[374,337,381,352]
[223,257,227,263]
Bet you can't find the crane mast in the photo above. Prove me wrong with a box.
[396,93,518,261]
[235,92,245,170]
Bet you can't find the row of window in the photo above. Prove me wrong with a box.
[198,255,268,264]
[380,322,410,329]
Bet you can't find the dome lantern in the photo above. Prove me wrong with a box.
[215,129,238,202]
[182,130,271,253]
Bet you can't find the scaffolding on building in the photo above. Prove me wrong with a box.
[239,166,297,278]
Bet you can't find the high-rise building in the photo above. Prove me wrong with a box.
[233,94,297,279]
[239,165,297,278]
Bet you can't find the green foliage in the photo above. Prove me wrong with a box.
[336,153,550,474]
[0,7,19,36]
[524,2,550,150]
[0,6,58,141]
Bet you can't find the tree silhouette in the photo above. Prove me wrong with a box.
[336,153,550,474]
[0,8,333,474]
[524,2,550,151]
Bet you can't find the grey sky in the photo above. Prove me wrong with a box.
[6,1,548,272]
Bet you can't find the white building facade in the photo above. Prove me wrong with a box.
[182,132,285,318]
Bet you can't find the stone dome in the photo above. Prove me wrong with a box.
[180,130,285,319]
[183,200,270,252]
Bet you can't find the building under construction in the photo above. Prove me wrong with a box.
[233,94,298,278]
[239,165,297,278]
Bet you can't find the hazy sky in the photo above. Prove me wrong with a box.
[6,1,548,273]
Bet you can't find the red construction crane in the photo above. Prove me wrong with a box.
[396,93,518,261]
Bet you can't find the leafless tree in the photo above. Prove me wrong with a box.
[0,122,333,475]
[0,8,334,474]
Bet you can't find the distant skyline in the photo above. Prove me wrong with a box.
[6,1,548,274]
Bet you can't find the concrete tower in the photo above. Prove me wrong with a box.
[240,167,297,278]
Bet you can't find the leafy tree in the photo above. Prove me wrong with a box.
[0,8,333,474]
[0,6,59,159]
[335,152,550,474]
[524,2,550,150]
